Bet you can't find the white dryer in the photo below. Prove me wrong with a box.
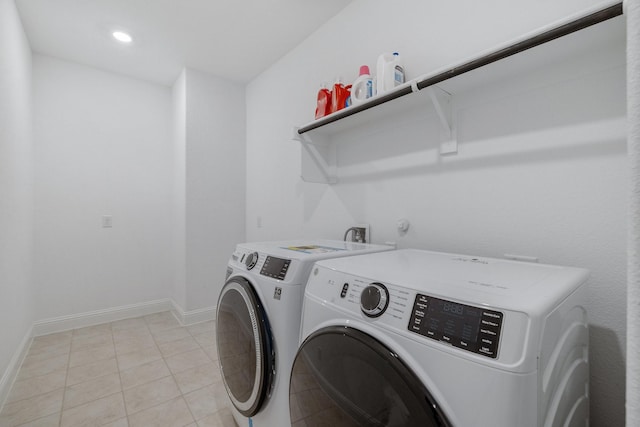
[290,249,590,427]
[216,239,393,427]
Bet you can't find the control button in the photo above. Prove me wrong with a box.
[481,319,500,327]
[480,338,494,347]
[360,283,389,318]
[482,311,502,319]
[479,347,495,357]
[245,252,259,270]
[340,283,349,298]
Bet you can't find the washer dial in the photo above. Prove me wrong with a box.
[245,252,259,270]
[360,283,389,318]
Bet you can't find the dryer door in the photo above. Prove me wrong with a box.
[216,276,274,417]
[290,326,451,427]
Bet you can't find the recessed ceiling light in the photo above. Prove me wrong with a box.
[112,31,132,43]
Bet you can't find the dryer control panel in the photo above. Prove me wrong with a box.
[408,294,503,358]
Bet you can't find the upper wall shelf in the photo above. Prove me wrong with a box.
[292,1,624,184]
[296,1,622,136]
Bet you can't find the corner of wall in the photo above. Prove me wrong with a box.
[170,299,216,326]
[0,0,36,411]
[0,326,32,414]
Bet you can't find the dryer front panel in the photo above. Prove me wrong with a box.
[289,326,452,427]
[216,277,275,417]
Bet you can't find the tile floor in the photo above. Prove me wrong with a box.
[0,311,238,427]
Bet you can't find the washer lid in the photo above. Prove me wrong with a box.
[236,239,392,262]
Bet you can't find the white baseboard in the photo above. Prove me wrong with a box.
[31,299,216,336]
[0,326,33,413]
[171,300,216,326]
[32,299,174,336]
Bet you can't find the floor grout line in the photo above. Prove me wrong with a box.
[111,320,129,427]
[56,334,71,427]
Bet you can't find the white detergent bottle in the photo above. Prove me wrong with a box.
[392,52,405,87]
[351,65,374,105]
[376,52,405,95]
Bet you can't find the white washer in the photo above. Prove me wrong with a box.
[290,249,590,427]
[216,239,393,427]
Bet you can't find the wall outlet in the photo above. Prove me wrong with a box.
[358,223,370,243]
[102,215,113,228]
[346,223,370,243]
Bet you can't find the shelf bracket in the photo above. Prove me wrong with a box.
[292,127,337,184]
[426,86,457,155]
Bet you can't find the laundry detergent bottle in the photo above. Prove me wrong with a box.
[330,77,349,113]
[350,65,374,105]
[315,82,331,119]
[376,52,405,95]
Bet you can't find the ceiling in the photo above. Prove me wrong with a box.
[16,0,352,86]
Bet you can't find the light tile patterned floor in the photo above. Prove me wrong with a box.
[0,312,238,427]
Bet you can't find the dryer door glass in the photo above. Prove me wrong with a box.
[290,326,451,427]
[216,277,274,417]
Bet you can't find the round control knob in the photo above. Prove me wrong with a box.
[245,252,259,270]
[360,283,389,318]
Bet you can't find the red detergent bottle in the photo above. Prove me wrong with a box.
[315,83,331,119]
[331,77,349,113]
[316,83,331,119]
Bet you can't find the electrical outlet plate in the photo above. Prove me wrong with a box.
[102,215,113,228]
[355,223,370,243]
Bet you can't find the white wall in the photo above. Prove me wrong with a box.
[33,55,174,320]
[31,58,245,321]
[0,0,34,394]
[246,0,626,425]
[182,68,246,311]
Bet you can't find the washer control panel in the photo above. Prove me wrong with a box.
[306,259,539,366]
[260,256,291,280]
[234,250,291,281]
[408,294,503,358]
[331,277,413,323]
[313,269,506,360]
